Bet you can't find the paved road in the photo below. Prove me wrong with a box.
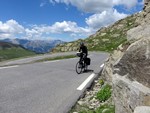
[0,52,108,113]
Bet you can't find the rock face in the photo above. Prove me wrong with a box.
[114,38,150,87]
[144,0,150,10]
[113,75,150,113]
[127,25,150,42]
[102,3,150,113]
[102,39,150,113]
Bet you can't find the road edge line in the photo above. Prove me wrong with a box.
[0,65,19,70]
[77,73,95,91]
[100,63,104,68]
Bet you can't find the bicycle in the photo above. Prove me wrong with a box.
[76,52,89,74]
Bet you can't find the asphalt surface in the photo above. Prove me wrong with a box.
[0,52,108,113]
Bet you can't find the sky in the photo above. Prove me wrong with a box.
[0,0,143,42]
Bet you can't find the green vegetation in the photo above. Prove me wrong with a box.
[96,84,112,102]
[36,55,76,62]
[0,47,36,61]
[85,27,126,52]
[99,79,104,86]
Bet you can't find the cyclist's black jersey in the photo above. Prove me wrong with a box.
[79,45,88,55]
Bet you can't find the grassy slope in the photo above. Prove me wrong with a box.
[0,42,37,61]
[52,14,138,53]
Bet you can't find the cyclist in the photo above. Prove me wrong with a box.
[79,42,88,64]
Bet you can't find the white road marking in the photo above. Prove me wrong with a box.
[100,63,104,68]
[44,60,60,63]
[0,65,19,70]
[77,73,96,91]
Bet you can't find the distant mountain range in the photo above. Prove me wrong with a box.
[1,38,64,53]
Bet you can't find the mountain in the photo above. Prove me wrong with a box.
[67,2,150,113]
[52,14,138,53]
[2,38,64,53]
[0,41,36,61]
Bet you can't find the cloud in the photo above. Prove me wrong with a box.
[0,19,24,39]
[49,0,56,5]
[49,0,113,13]
[25,28,42,39]
[86,9,128,29]
[30,21,93,38]
[51,21,77,33]
[0,19,93,40]
[50,21,91,34]
[49,0,139,13]
[113,0,138,9]
[40,2,46,7]
[0,10,127,40]
[40,0,48,7]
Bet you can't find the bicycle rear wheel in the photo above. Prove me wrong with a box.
[84,63,88,72]
[76,61,82,74]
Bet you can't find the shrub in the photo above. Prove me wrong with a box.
[96,84,112,102]
[99,79,104,86]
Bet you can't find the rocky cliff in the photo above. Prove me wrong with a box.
[101,2,150,113]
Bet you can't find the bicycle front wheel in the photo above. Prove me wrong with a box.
[76,61,82,74]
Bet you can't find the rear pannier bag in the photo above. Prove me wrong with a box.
[85,58,91,65]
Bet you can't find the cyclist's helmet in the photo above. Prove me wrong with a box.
[80,42,84,46]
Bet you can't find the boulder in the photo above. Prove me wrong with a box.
[114,37,150,87]
[101,37,150,113]
[113,74,150,113]
[134,106,150,113]
[101,49,124,83]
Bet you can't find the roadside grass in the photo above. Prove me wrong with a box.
[36,54,76,62]
[96,84,112,102]
[0,47,37,62]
